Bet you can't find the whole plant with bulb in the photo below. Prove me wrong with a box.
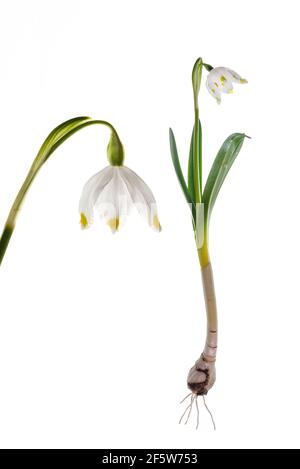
[169,58,248,428]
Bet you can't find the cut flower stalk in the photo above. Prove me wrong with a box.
[0,116,161,266]
[0,117,120,265]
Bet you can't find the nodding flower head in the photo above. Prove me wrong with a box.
[79,129,161,233]
[206,67,247,104]
[79,165,161,233]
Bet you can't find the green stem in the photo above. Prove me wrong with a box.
[0,165,37,265]
[0,117,122,266]
[0,225,14,265]
[203,63,213,72]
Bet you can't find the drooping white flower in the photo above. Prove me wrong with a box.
[79,166,161,233]
[206,67,247,104]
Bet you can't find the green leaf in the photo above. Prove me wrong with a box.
[188,120,202,204]
[188,127,195,203]
[169,128,193,207]
[203,133,247,222]
[192,58,203,99]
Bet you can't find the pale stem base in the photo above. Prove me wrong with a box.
[187,261,218,395]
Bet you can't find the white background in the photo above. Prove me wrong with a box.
[0,0,298,450]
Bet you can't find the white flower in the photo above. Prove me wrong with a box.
[79,166,161,233]
[206,67,247,104]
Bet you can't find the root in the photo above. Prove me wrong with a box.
[195,396,200,430]
[203,395,216,431]
[180,392,192,404]
[179,391,216,430]
[179,394,194,425]
[185,395,195,425]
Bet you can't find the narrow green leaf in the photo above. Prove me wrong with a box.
[192,58,203,99]
[188,120,202,204]
[169,128,193,206]
[203,133,247,222]
[188,127,195,203]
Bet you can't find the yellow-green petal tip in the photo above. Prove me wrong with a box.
[80,213,89,229]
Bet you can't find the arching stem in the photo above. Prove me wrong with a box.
[0,117,122,266]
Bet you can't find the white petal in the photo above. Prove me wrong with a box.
[226,68,241,82]
[215,67,232,78]
[226,68,247,84]
[217,67,247,84]
[206,77,221,103]
[216,68,234,91]
[94,167,132,232]
[206,66,247,102]
[220,78,234,94]
[119,166,161,231]
[79,166,113,228]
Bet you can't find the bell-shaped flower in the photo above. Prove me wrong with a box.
[79,166,161,233]
[79,130,161,233]
[206,67,247,103]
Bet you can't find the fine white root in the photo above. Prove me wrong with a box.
[179,394,194,425]
[195,396,200,430]
[203,395,216,431]
[180,392,192,404]
[185,395,195,425]
[179,392,216,430]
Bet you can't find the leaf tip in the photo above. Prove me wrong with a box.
[169,128,175,141]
